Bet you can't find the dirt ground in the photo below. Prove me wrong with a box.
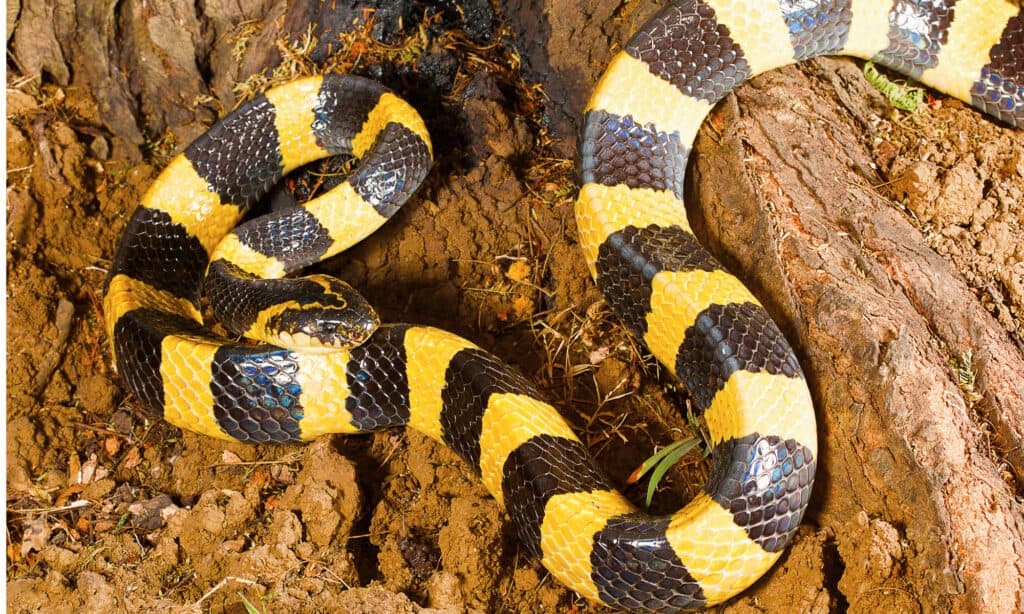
[7,1,1024,613]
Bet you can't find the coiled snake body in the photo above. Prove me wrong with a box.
[104,1,1022,611]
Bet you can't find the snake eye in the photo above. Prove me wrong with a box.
[245,275,380,352]
[279,277,379,350]
[302,304,379,346]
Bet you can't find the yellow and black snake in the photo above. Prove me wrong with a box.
[103,0,1022,611]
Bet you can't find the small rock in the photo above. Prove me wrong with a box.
[108,409,134,435]
[89,135,110,160]
[427,569,463,611]
[81,478,116,502]
[7,89,38,117]
[127,493,180,530]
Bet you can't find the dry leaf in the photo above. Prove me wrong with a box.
[54,483,87,508]
[20,516,50,556]
[220,450,243,464]
[79,454,110,485]
[104,436,122,457]
[93,520,117,533]
[75,517,91,533]
[120,446,143,470]
[67,454,82,485]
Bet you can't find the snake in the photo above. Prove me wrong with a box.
[102,0,1023,611]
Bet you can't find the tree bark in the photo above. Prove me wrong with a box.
[688,58,1024,613]
[508,3,1024,611]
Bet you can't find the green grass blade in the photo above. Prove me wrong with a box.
[240,595,260,614]
[625,438,701,507]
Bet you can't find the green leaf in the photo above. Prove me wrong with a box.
[627,438,701,508]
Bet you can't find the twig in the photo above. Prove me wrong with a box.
[32,111,61,181]
[70,421,133,441]
[8,500,91,515]
[192,576,261,608]
[209,452,302,469]
[33,297,75,396]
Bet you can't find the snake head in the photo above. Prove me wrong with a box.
[259,275,380,353]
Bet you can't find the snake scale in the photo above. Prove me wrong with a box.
[103,0,1023,611]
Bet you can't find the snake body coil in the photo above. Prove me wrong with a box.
[104,1,1022,611]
